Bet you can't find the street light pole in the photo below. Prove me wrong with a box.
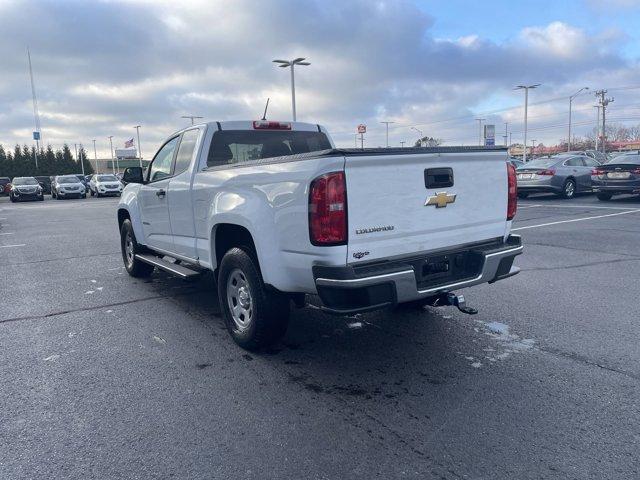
[568,87,589,151]
[515,84,540,162]
[380,121,395,147]
[75,143,84,176]
[92,139,98,174]
[108,136,115,174]
[503,122,508,146]
[273,58,310,121]
[475,118,485,146]
[134,125,143,169]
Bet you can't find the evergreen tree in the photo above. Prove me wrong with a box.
[78,146,94,175]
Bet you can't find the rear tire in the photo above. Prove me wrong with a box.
[10,194,16,203]
[597,193,613,201]
[560,179,576,199]
[217,247,290,350]
[120,219,154,278]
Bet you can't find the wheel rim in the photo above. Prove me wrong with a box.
[226,268,253,331]
[565,181,575,197]
[124,233,135,267]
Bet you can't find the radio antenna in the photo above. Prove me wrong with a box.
[261,98,270,120]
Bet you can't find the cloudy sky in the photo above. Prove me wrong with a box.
[1,0,640,157]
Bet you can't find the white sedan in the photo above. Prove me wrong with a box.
[89,174,123,197]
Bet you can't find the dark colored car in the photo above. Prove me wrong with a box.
[34,175,52,194]
[516,154,599,199]
[591,154,640,200]
[567,150,607,164]
[9,177,44,202]
[0,177,11,196]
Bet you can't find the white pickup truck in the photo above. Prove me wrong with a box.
[117,120,522,349]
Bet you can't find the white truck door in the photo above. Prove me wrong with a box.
[138,136,179,253]
[167,128,202,259]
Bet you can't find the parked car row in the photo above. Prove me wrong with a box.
[2,174,124,202]
[515,152,640,201]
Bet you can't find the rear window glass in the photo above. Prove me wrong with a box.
[522,159,556,168]
[607,155,640,165]
[207,130,332,167]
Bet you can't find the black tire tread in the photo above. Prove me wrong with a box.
[217,247,289,350]
[120,219,154,278]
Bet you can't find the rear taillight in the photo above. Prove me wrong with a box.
[537,168,555,176]
[591,168,605,176]
[507,163,517,221]
[309,172,347,245]
[252,120,292,130]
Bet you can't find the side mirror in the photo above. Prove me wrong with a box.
[122,167,144,184]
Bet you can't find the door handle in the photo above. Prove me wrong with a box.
[156,189,166,198]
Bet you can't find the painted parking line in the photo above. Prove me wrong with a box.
[512,209,640,231]
[0,244,26,248]
[522,203,638,211]
[517,204,544,209]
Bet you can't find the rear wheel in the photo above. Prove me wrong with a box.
[9,194,16,203]
[218,247,290,350]
[120,219,154,278]
[560,179,576,199]
[597,192,613,201]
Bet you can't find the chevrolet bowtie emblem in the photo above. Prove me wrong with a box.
[425,192,456,208]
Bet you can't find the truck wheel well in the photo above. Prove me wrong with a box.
[214,224,258,268]
[117,209,130,229]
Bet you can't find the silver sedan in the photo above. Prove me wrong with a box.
[516,154,600,199]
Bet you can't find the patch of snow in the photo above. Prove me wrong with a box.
[96,287,103,291]
[68,332,76,338]
[90,280,97,283]
[486,322,510,335]
[84,290,94,295]
[44,354,60,362]
[471,362,482,368]
[106,309,113,313]
[153,335,166,345]
[347,322,363,329]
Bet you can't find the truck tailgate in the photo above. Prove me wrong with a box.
[345,150,509,263]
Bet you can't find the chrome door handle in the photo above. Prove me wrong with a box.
[156,189,166,198]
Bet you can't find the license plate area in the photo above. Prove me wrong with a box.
[416,251,484,289]
[608,172,630,179]
[518,173,533,180]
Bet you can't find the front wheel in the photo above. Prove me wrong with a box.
[217,247,290,350]
[597,193,613,201]
[560,179,576,199]
[120,219,154,278]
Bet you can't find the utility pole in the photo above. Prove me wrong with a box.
[531,139,537,155]
[79,143,85,176]
[93,139,98,174]
[593,105,601,151]
[595,89,614,154]
[27,47,41,169]
[568,87,589,151]
[503,122,508,146]
[134,125,143,168]
[411,127,423,147]
[515,84,540,162]
[181,115,203,125]
[273,58,310,121]
[400,141,405,148]
[108,136,115,174]
[475,118,485,146]
[380,121,395,147]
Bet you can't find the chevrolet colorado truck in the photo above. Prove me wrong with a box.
[117,120,522,349]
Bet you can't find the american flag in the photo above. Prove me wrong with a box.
[124,138,134,148]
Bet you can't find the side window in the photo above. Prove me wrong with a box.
[583,157,598,167]
[173,129,200,176]
[148,137,179,182]
[565,157,583,167]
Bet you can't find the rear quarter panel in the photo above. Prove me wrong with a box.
[191,155,347,293]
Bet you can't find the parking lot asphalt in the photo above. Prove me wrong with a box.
[1,193,639,479]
